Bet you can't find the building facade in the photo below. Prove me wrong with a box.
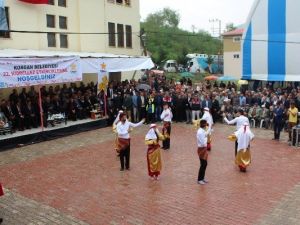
[0,0,142,98]
[222,28,243,80]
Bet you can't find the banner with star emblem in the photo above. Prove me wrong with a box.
[0,56,82,88]
[97,63,109,94]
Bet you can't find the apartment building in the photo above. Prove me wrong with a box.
[222,28,244,80]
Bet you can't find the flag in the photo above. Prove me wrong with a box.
[0,0,8,31]
[98,63,108,94]
[18,0,48,4]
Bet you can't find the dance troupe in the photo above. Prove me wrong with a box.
[113,104,254,184]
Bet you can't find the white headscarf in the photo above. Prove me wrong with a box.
[145,124,158,140]
[113,110,124,126]
[234,122,254,152]
[201,109,213,128]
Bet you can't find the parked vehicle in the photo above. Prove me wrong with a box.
[163,60,178,73]
[186,53,223,74]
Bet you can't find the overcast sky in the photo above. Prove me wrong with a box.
[140,0,255,34]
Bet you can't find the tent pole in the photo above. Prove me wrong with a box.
[38,85,44,132]
[104,93,107,117]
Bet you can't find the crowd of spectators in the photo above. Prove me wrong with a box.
[1,76,299,144]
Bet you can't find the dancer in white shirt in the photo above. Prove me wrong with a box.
[116,113,144,171]
[196,120,211,185]
[223,109,250,156]
[201,107,214,151]
[160,103,173,150]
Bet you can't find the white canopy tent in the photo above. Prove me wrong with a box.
[242,0,300,81]
[0,49,154,73]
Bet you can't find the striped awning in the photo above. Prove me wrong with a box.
[242,0,300,81]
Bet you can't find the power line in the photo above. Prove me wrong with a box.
[2,29,300,45]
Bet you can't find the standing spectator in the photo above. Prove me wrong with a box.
[273,102,284,140]
[260,105,271,129]
[202,95,212,110]
[191,95,201,121]
[211,95,220,123]
[154,91,163,122]
[287,101,298,142]
[9,89,19,104]
[123,92,133,121]
[139,91,147,121]
[184,93,192,124]
[239,93,246,107]
[248,103,262,127]
[175,93,185,122]
[12,101,25,131]
[146,92,155,124]
[19,88,28,104]
[132,91,141,123]
[162,92,172,107]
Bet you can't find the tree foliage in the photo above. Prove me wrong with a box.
[141,8,222,65]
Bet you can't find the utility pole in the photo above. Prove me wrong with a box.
[209,19,222,74]
[209,18,222,39]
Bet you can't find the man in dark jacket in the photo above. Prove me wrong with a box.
[273,101,284,140]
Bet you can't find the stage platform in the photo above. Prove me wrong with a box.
[0,118,108,151]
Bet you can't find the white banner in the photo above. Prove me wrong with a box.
[81,57,154,73]
[0,56,82,88]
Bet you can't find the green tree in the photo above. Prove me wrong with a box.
[141,8,222,66]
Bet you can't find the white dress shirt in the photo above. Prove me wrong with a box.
[224,115,250,131]
[197,127,211,147]
[160,108,173,122]
[116,120,144,139]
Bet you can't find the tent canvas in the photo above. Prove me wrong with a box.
[242,0,300,81]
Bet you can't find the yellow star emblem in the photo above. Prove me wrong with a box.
[101,63,107,70]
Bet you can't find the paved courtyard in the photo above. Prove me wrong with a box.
[0,123,299,225]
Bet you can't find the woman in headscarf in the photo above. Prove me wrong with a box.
[145,124,165,180]
[228,122,254,172]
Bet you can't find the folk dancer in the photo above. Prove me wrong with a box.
[160,103,173,150]
[116,113,144,171]
[223,109,249,156]
[112,110,124,155]
[196,120,211,185]
[145,124,165,180]
[228,122,254,172]
[201,107,214,151]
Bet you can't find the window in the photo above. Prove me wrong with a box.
[60,34,68,48]
[46,14,55,28]
[59,16,67,29]
[0,7,10,38]
[48,0,54,5]
[108,22,116,47]
[117,24,124,47]
[125,25,132,48]
[47,33,56,47]
[124,0,130,6]
[233,36,241,43]
[58,0,66,7]
[116,0,123,4]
